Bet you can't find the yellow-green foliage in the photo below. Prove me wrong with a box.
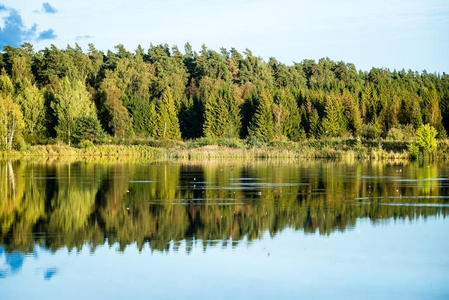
[52,77,98,144]
[416,124,438,152]
[0,94,25,150]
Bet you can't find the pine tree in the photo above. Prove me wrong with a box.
[249,90,274,141]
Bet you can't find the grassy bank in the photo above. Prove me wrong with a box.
[2,137,449,161]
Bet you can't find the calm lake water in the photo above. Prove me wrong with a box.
[0,159,448,299]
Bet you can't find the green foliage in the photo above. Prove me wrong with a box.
[436,123,447,139]
[407,142,420,160]
[386,125,415,141]
[51,77,98,145]
[398,92,423,128]
[78,139,94,149]
[202,80,241,138]
[322,94,345,137]
[342,90,362,135]
[360,118,382,140]
[100,77,133,138]
[249,90,275,142]
[0,43,448,149]
[150,88,181,139]
[0,69,14,96]
[0,94,25,150]
[203,93,223,137]
[179,96,203,139]
[416,124,438,152]
[308,108,322,139]
[274,88,304,141]
[421,87,442,128]
[16,78,46,142]
[355,139,364,154]
[189,136,245,148]
[247,135,266,147]
[73,116,104,143]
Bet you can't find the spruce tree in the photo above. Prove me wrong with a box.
[151,88,180,139]
[275,88,304,141]
[308,108,321,139]
[219,83,241,138]
[202,82,241,138]
[179,95,203,139]
[322,94,345,137]
[342,90,362,136]
[203,92,222,137]
[249,90,274,141]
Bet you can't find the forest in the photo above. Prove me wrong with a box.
[0,42,448,149]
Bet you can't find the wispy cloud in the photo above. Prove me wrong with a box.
[34,2,57,14]
[75,34,93,41]
[42,2,57,14]
[37,29,57,41]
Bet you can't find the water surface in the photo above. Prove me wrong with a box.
[0,160,448,299]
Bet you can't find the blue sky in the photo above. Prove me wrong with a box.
[0,0,448,72]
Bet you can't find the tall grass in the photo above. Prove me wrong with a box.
[1,137,448,161]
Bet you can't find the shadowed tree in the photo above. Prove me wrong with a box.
[249,90,275,141]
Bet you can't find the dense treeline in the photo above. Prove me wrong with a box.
[0,42,448,149]
[1,160,447,253]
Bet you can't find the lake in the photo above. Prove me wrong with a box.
[0,159,448,299]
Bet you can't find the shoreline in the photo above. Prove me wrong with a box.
[1,138,448,161]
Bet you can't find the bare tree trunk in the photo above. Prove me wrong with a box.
[9,114,15,150]
[3,112,7,148]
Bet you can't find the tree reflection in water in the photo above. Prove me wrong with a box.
[0,160,447,254]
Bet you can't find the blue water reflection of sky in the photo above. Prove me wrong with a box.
[0,217,448,299]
